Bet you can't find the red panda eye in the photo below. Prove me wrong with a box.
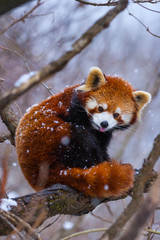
[98,106,104,112]
[113,113,120,118]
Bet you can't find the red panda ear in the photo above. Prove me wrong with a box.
[133,90,152,111]
[77,67,106,92]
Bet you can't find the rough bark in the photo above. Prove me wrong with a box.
[0,170,158,237]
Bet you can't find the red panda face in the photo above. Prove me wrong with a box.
[85,97,134,132]
[77,67,151,132]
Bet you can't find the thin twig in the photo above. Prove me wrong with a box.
[0,210,42,240]
[145,228,160,236]
[59,228,108,240]
[128,8,160,38]
[0,214,24,239]
[39,215,61,233]
[133,0,160,3]
[0,46,31,72]
[91,212,113,223]
[40,82,54,95]
[148,223,160,240]
[137,3,160,13]
[25,11,55,18]
[0,46,53,96]
[0,0,42,36]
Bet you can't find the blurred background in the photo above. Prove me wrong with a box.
[0,0,160,239]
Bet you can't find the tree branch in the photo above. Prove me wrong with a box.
[0,184,100,236]
[99,134,160,240]
[0,209,42,240]
[0,133,14,144]
[0,0,128,111]
[0,169,158,237]
[0,106,19,145]
[0,89,19,145]
[133,0,160,3]
[75,0,119,6]
[118,175,160,240]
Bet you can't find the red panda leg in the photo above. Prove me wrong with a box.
[55,161,134,198]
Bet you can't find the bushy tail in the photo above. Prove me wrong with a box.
[55,161,134,198]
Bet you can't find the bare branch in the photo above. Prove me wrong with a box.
[0,91,19,145]
[137,3,160,13]
[76,0,119,6]
[60,228,108,240]
[0,0,129,110]
[128,9,160,38]
[99,134,160,240]
[0,133,13,144]
[40,82,54,96]
[0,106,19,141]
[145,228,160,237]
[0,0,42,36]
[133,0,160,3]
[91,212,113,223]
[0,209,42,240]
[0,45,31,72]
[118,175,160,240]
[0,169,158,237]
[38,215,60,233]
[0,83,20,146]
[0,212,24,239]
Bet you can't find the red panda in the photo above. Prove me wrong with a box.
[16,67,151,198]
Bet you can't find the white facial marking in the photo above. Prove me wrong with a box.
[92,112,117,131]
[115,107,121,114]
[86,98,98,110]
[121,113,132,124]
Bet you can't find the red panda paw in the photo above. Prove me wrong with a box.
[96,161,134,198]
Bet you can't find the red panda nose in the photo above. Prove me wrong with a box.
[100,121,108,128]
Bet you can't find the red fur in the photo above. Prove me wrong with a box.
[16,71,143,198]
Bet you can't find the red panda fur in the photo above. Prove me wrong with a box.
[16,67,151,198]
